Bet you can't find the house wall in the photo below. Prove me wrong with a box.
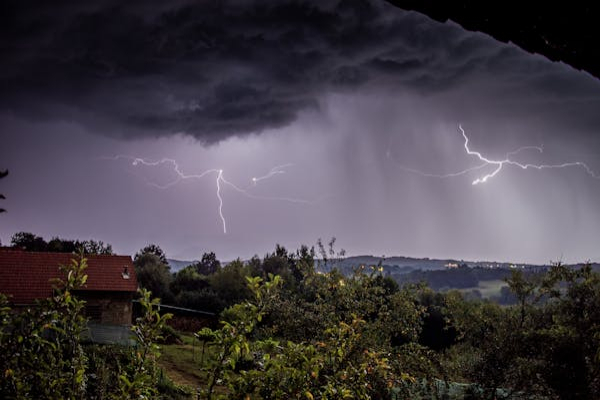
[79,292,134,325]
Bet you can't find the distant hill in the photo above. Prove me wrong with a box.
[169,254,597,276]
[167,259,196,273]
[343,255,455,271]
[318,255,548,276]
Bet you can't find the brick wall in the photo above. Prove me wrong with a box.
[80,291,134,325]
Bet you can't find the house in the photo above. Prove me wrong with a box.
[0,248,138,327]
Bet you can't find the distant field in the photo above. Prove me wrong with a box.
[458,279,507,299]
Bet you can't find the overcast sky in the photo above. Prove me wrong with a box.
[1,0,600,264]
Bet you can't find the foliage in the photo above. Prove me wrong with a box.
[196,274,281,399]
[10,231,48,252]
[171,265,210,294]
[189,251,600,400]
[193,252,221,275]
[9,231,113,254]
[197,273,417,399]
[135,244,168,265]
[76,240,114,255]
[0,168,7,214]
[134,253,174,304]
[1,256,90,399]
[208,259,254,307]
[4,238,598,399]
[0,256,181,400]
[114,288,173,399]
[442,263,600,399]
[171,259,255,313]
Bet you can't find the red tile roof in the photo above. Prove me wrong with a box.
[0,249,137,304]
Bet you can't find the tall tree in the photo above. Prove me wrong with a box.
[134,244,172,303]
[194,251,221,275]
[135,244,168,265]
[133,253,173,303]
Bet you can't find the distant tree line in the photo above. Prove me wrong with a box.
[8,231,114,255]
[395,264,517,289]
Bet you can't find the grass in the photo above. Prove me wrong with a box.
[158,333,212,393]
[458,279,508,299]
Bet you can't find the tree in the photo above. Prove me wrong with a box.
[292,244,316,282]
[198,274,412,400]
[0,169,7,213]
[47,237,78,253]
[134,252,173,304]
[535,263,600,398]
[171,265,209,295]
[208,259,253,308]
[11,233,114,255]
[261,251,290,277]
[506,269,539,328]
[11,231,48,251]
[135,244,168,265]
[194,252,221,275]
[117,288,173,399]
[76,239,113,255]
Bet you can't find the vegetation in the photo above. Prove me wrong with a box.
[0,169,7,214]
[0,256,185,399]
[158,334,209,388]
[134,248,174,305]
[2,236,600,399]
[9,231,114,255]
[183,247,600,399]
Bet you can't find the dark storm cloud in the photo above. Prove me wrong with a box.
[0,0,531,143]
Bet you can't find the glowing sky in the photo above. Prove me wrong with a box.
[1,0,600,264]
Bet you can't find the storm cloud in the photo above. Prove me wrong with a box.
[1,0,583,143]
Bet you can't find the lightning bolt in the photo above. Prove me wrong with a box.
[128,157,218,189]
[387,126,599,185]
[216,169,226,234]
[251,163,293,185]
[460,125,599,185]
[386,140,490,178]
[101,155,320,234]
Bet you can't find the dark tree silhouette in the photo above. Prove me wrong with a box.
[135,244,168,265]
[0,169,7,213]
[10,232,114,254]
[11,231,48,252]
[193,251,221,275]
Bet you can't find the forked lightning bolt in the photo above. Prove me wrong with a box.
[102,156,318,234]
[389,126,599,184]
[460,124,599,185]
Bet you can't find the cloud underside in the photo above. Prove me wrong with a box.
[0,0,589,143]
